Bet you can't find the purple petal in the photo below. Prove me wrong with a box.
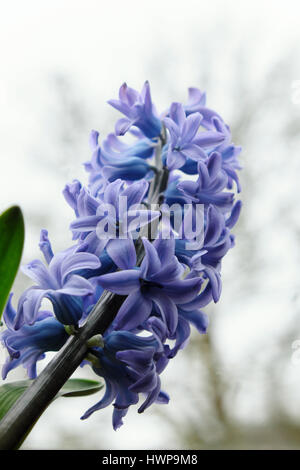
[140,238,161,279]
[63,180,82,211]
[204,266,222,302]
[129,367,158,393]
[47,251,68,286]
[97,270,140,295]
[70,215,102,232]
[21,260,58,290]
[138,377,161,413]
[116,347,155,374]
[81,379,117,420]
[193,131,225,148]
[169,102,186,128]
[103,179,123,209]
[196,107,223,130]
[197,161,210,188]
[163,117,180,142]
[58,275,94,296]
[207,152,222,179]
[76,188,100,216]
[168,316,191,358]
[212,116,227,134]
[226,200,242,229]
[142,81,152,115]
[108,98,130,115]
[119,82,138,106]
[60,252,101,283]
[106,238,136,270]
[180,144,207,161]
[186,87,206,107]
[205,205,224,246]
[177,180,199,200]
[15,288,47,329]
[3,293,16,329]
[126,210,160,233]
[163,277,202,304]
[154,257,184,283]
[78,232,108,257]
[153,237,175,265]
[150,289,178,335]
[166,149,186,170]
[156,390,170,405]
[122,180,149,208]
[89,130,100,149]
[105,132,127,151]
[115,117,134,136]
[114,291,152,330]
[112,407,130,431]
[179,308,208,333]
[145,316,167,344]
[181,112,202,141]
[39,229,54,264]
[180,283,213,310]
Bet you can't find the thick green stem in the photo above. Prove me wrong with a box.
[0,137,169,450]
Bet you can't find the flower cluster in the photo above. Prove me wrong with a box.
[0,82,242,430]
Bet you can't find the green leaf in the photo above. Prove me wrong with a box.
[0,206,25,320]
[0,381,28,421]
[0,378,103,422]
[58,378,104,398]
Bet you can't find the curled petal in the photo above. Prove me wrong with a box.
[193,131,225,148]
[103,159,150,182]
[179,308,208,334]
[15,288,47,329]
[39,230,54,264]
[138,376,162,413]
[2,294,17,329]
[180,283,213,310]
[115,118,135,136]
[97,270,140,295]
[58,275,95,296]
[22,260,58,290]
[81,379,117,420]
[204,266,222,302]
[70,215,103,232]
[60,252,101,283]
[226,200,242,229]
[186,87,206,108]
[168,316,191,358]
[205,205,225,246]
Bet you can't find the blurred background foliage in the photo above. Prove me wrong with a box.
[0,0,300,449]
